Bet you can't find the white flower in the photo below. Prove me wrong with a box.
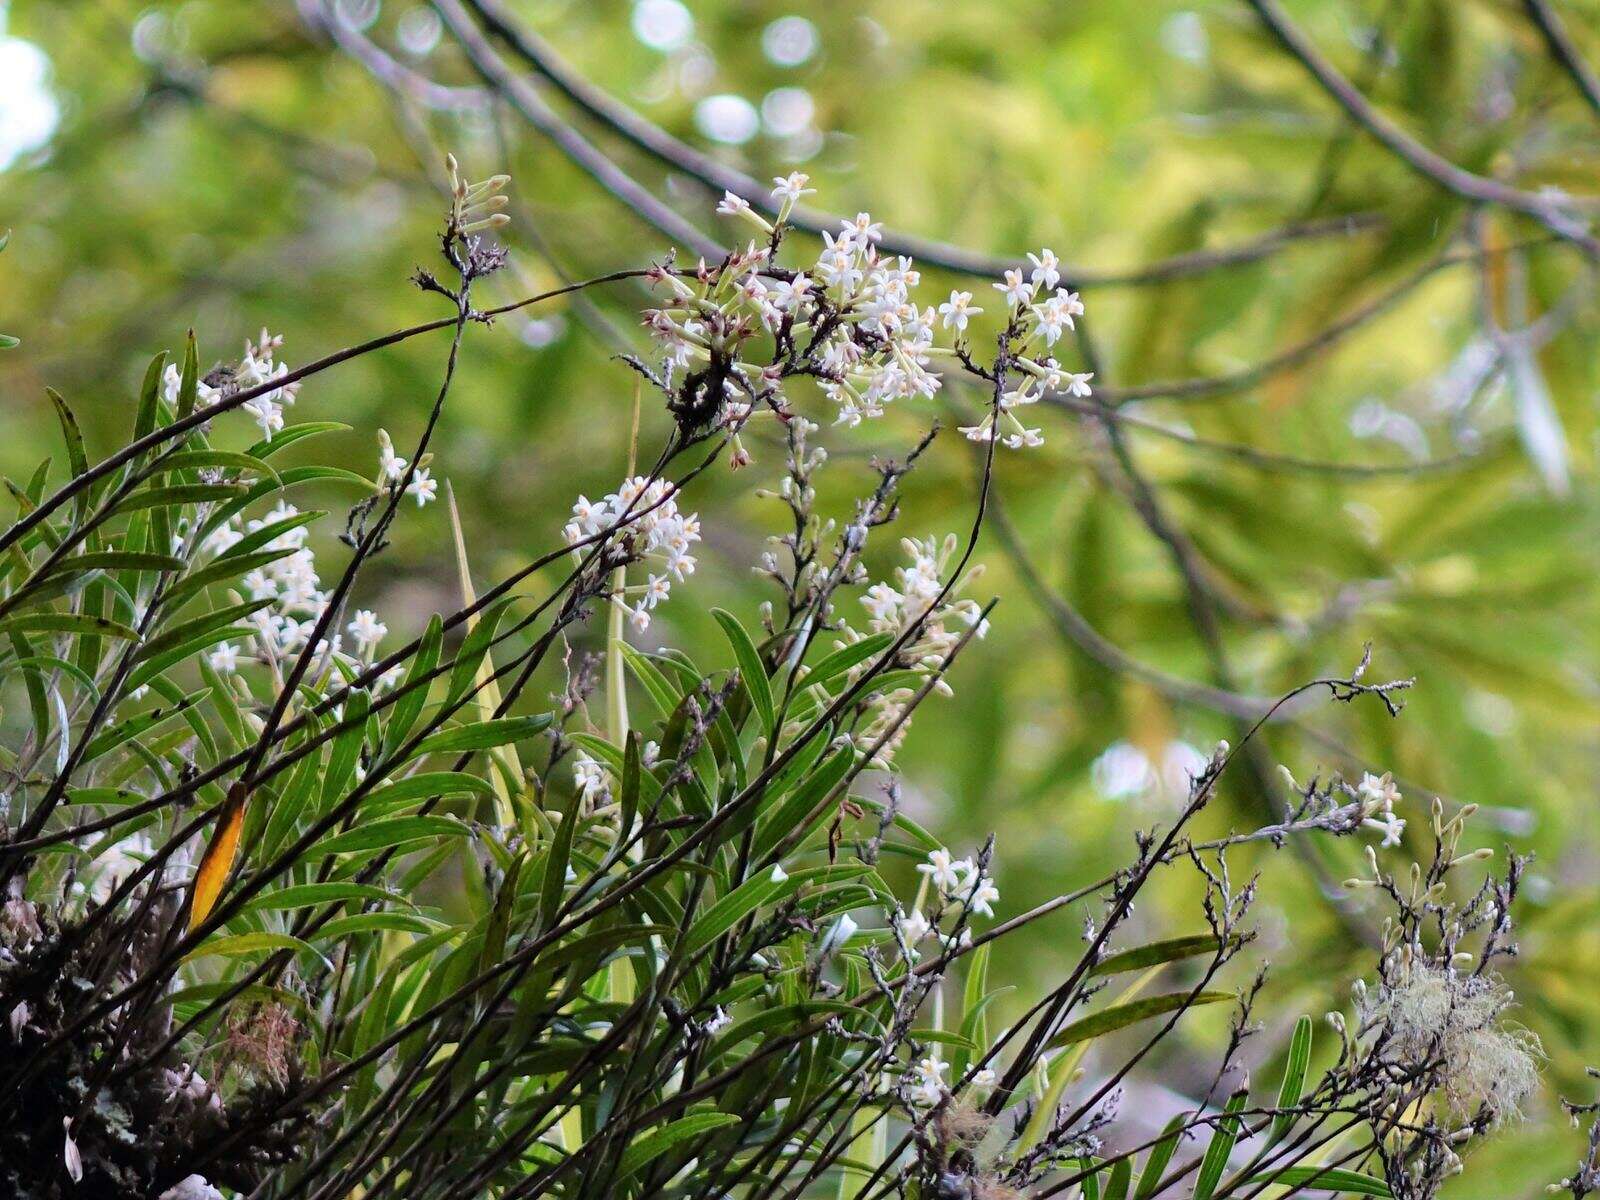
[160,1176,225,1200]
[904,1054,947,1107]
[768,273,812,313]
[1364,812,1407,847]
[965,875,1000,917]
[63,1119,82,1184]
[705,1005,731,1036]
[917,848,963,893]
[842,212,884,245]
[819,913,857,956]
[1357,771,1401,815]
[377,430,407,482]
[207,642,240,674]
[770,171,814,205]
[716,190,753,217]
[1032,288,1084,345]
[574,753,608,804]
[1058,370,1094,397]
[1027,248,1062,290]
[896,908,932,950]
[937,290,982,333]
[242,396,283,438]
[769,863,789,883]
[406,467,439,507]
[565,476,702,626]
[346,609,387,656]
[994,268,1033,307]
[970,1067,997,1090]
[161,362,218,409]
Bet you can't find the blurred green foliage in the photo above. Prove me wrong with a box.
[1,0,1596,1192]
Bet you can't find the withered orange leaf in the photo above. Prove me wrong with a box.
[188,782,247,932]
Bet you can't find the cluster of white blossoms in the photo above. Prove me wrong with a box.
[892,845,1000,972]
[960,253,1091,449]
[198,499,389,679]
[563,475,702,633]
[160,328,301,440]
[915,847,1000,916]
[858,535,989,660]
[1356,770,1406,847]
[154,333,424,683]
[900,1050,996,1109]
[838,535,987,765]
[573,751,608,809]
[376,427,440,507]
[903,1053,948,1108]
[641,174,1090,453]
[573,740,658,814]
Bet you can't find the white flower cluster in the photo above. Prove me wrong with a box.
[961,255,1091,449]
[843,535,986,765]
[642,174,1091,451]
[903,1052,947,1108]
[192,499,323,669]
[563,476,702,632]
[892,845,1000,971]
[1356,770,1405,847]
[160,328,301,440]
[376,427,439,507]
[573,751,607,808]
[899,1050,997,1109]
[858,534,989,658]
[158,328,299,440]
[190,494,397,686]
[916,847,999,917]
[572,741,655,813]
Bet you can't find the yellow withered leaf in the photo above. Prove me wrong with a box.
[188,782,247,932]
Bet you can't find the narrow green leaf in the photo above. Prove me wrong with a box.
[133,351,168,441]
[134,598,272,661]
[362,771,497,812]
[310,816,467,858]
[161,449,278,482]
[245,883,400,912]
[1270,1016,1314,1144]
[412,714,552,758]
[1103,1156,1132,1200]
[538,793,579,933]
[1192,1090,1249,1200]
[803,634,894,690]
[713,608,774,734]
[41,551,184,580]
[1,612,140,641]
[1045,990,1234,1050]
[245,421,351,460]
[1134,1113,1187,1200]
[176,331,200,420]
[616,1113,742,1180]
[46,388,88,498]
[1089,935,1223,978]
[1239,1167,1390,1197]
[381,614,440,761]
[182,931,315,963]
